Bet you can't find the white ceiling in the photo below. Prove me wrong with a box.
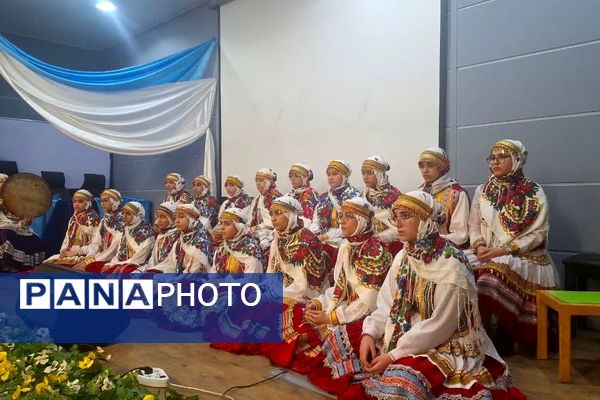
[0,0,210,51]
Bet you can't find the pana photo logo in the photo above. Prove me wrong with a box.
[19,278,262,310]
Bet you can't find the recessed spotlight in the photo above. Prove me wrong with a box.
[96,1,117,13]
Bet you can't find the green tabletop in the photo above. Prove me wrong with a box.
[547,290,600,304]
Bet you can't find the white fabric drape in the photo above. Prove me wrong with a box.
[203,128,216,194]
[0,51,216,156]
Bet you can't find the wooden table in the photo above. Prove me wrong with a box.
[536,290,600,382]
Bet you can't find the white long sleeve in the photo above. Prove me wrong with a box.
[441,190,470,247]
[468,186,484,248]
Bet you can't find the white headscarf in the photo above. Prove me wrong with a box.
[225,175,244,198]
[490,139,527,176]
[155,201,177,228]
[220,207,251,239]
[123,201,145,227]
[193,176,211,197]
[166,172,185,195]
[327,160,352,187]
[391,191,444,241]
[289,162,314,188]
[101,189,122,212]
[419,147,455,195]
[256,168,277,192]
[362,155,390,187]
[73,189,94,211]
[341,197,374,237]
[175,203,202,231]
[271,195,303,233]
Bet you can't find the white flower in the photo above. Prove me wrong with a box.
[67,379,81,394]
[100,376,115,391]
[43,360,59,374]
[105,354,112,361]
[58,360,69,373]
[34,350,50,365]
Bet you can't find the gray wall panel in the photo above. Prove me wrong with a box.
[457,42,600,127]
[456,114,600,185]
[113,155,205,192]
[0,78,17,98]
[0,98,43,121]
[446,127,458,180]
[445,70,457,128]
[458,0,600,67]
[457,0,493,10]
[545,185,600,254]
[446,5,457,71]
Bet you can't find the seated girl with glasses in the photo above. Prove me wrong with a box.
[468,139,558,353]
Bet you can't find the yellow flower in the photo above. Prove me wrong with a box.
[1,360,13,381]
[78,357,94,369]
[47,373,67,384]
[96,346,105,354]
[12,384,30,400]
[0,351,7,362]
[35,377,50,395]
[22,374,35,386]
[87,352,97,360]
[143,395,155,400]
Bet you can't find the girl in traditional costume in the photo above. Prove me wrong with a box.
[73,189,124,270]
[309,160,360,267]
[469,139,558,350]
[252,195,330,369]
[312,191,525,400]
[192,175,219,231]
[360,156,402,254]
[141,201,179,272]
[248,168,282,251]
[164,172,193,203]
[151,203,212,273]
[211,207,263,273]
[287,163,319,227]
[303,197,392,375]
[212,175,253,242]
[45,189,100,266]
[100,201,155,273]
[418,147,470,248]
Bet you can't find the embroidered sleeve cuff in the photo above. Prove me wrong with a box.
[471,238,486,250]
[502,242,520,255]
[330,310,340,325]
[311,299,323,311]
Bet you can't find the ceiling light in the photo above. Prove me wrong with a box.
[96,1,117,13]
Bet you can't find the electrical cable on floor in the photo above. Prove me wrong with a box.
[169,382,234,400]
[164,370,287,400]
[220,370,287,399]
[130,363,287,399]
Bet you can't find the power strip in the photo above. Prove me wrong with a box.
[135,367,170,388]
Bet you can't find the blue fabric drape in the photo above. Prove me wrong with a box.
[0,35,216,91]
